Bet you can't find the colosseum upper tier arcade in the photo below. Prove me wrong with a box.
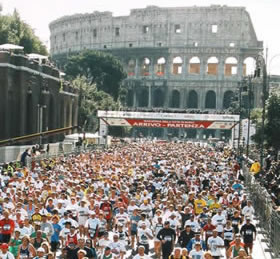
[50,5,263,112]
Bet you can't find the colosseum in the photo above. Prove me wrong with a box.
[49,5,263,138]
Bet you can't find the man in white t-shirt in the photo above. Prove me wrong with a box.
[85,211,99,238]
[207,229,224,258]
[109,234,126,259]
[133,245,150,259]
[127,200,139,216]
[77,200,89,226]
[189,242,204,259]
[137,222,153,255]
[211,209,226,235]
[242,200,255,220]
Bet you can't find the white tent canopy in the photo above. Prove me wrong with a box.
[65,132,101,140]
[0,43,24,50]
[27,53,48,59]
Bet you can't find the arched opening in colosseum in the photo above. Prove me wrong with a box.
[187,90,198,108]
[205,90,216,109]
[225,57,238,76]
[243,57,256,76]
[138,89,149,107]
[153,89,164,107]
[170,90,180,108]
[172,57,183,75]
[127,59,136,76]
[156,57,166,76]
[189,57,200,74]
[141,58,150,76]
[127,89,134,107]
[223,90,234,109]
[207,57,219,75]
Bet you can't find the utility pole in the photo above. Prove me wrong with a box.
[259,48,268,171]
[246,77,252,158]
[237,81,242,155]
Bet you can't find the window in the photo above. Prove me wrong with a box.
[141,58,150,76]
[75,31,79,40]
[158,42,162,47]
[129,43,133,48]
[104,45,107,49]
[207,57,219,75]
[193,42,198,47]
[156,57,166,76]
[172,57,183,75]
[54,36,57,43]
[189,57,200,75]
[225,57,238,76]
[212,25,218,33]
[229,42,235,47]
[63,33,65,42]
[175,24,181,34]
[115,27,120,36]
[143,25,149,33]
[93,28,97,38]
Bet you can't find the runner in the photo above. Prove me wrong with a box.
[0,141,263,258]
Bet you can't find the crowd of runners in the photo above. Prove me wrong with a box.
[0,141,257,259]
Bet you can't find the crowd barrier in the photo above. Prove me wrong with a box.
[0,144,106,170]
[243,165,280,258]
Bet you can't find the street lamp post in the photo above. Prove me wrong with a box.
[37,79,50,146]
[246,76,253,159]
[255,51,268,170]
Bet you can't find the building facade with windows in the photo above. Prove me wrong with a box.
[50,5,263,138]
[0,51,78,143]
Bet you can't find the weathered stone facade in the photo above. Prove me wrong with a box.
[50,5,263,113]
[0,51,78,143]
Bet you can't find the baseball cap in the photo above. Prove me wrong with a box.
[1,243,9,249]
[37,247,45,252]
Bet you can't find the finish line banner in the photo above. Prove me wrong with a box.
[101,118,236,129]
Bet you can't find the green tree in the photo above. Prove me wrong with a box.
[72,76,119,132]
[252,95,280,153]
[265,94,280,152]
[64,50,126,100]
[0,9,47,55]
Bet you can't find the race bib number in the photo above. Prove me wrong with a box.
[164,236,172,242]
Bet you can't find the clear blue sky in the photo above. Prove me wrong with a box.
[1,0,280,74]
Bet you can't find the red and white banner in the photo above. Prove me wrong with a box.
[98,110,240,122]
[102,118,236,129]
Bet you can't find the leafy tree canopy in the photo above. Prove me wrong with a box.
[265,94,280,152]
[72,76,119,132]
[252,94,280,152]
[0,9,48,55]
[64,50,126,100]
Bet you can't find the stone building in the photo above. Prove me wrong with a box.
[49,5,263,138]
[0,51,78,143]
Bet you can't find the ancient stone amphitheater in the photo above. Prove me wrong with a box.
[50,5,263,137]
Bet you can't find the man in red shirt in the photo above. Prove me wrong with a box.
[203,218,216,247]
[0,210,15,243]
[100,198,113,230]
